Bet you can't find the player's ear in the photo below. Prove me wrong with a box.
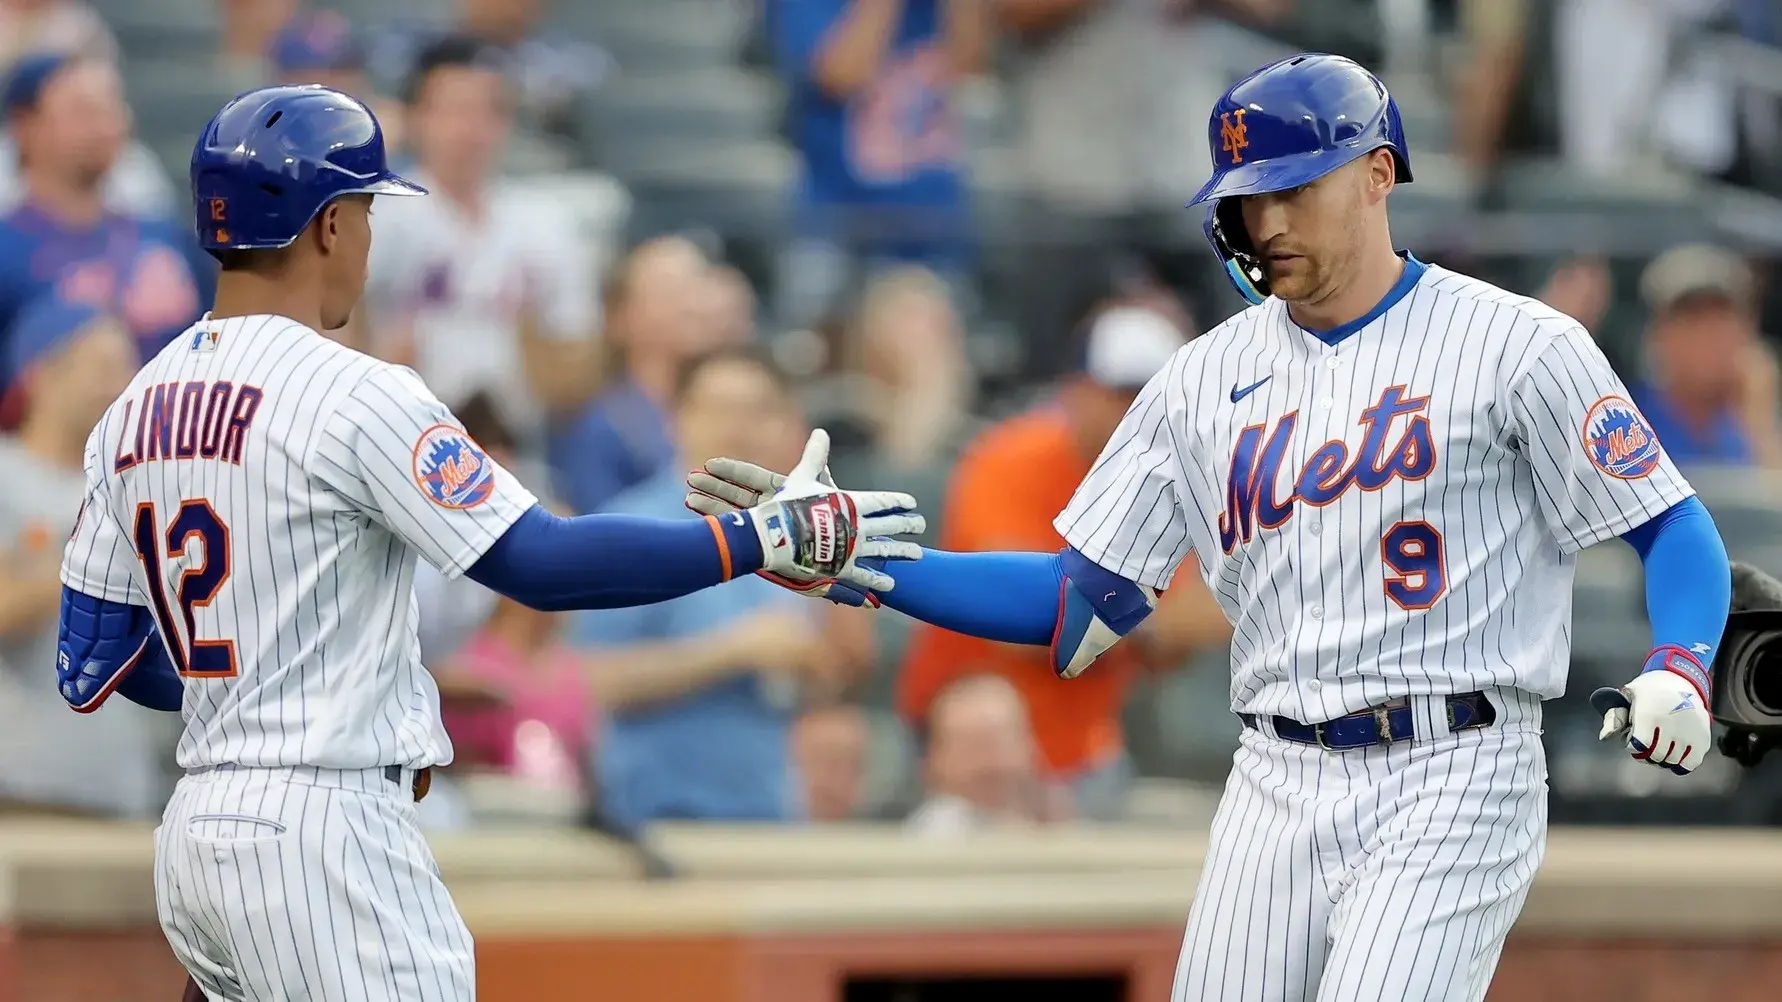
[1367,149,1396,201]
[315,202,341,257]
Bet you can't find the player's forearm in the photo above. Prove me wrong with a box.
[813,0,906,98]
[581,641,753,709]
[1621,496,1731,671]
[466,505,763,612]
[877,549,1063,644]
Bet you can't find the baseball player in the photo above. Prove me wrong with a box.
[54,84,922,1002]
[686,54,1733,1000]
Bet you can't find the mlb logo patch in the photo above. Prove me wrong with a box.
[191,327,221,353]
[764,514,789,550]
[411,424,496,509]
[1582,395,1662,480]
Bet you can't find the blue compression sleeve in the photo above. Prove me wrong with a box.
[1619,496,1731,676]
[465,504,765,612]
[876,549,1064,645]
[57,586,183,712]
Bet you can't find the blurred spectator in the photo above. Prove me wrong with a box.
[0,0,115,77]
[899,303,1229,821]
[362,0,610,138]
[771,0,988,328]
[363,35,597,452]
[217,0,299,88]
[703,263,760,346]
[1630,244,1782,468]
[792,702,870,822]
[906,675,1049,834]
[0,295,163,817]
[575,346,860,829]
[269,9,405,149]
[547,237,742,515]
[997,0,1287,378]
[811,264,973,471]
[435,582,594,799]
[0,54,208,412]
[1450,0,1531,188]
[1536,255,1614,335]
[1555,0,1737,180]
[414,392,513,667]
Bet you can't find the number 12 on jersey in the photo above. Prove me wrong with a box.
[1382,520,1445,610]
[132,500,238,677]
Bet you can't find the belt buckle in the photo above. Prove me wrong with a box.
[1314,720,1337,751]
[1373,705,1395,746]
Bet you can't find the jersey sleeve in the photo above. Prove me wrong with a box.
[1052,350,1196,590]
[312,365,539,578]
[1508,324,1694,553]
[60,421,145,605]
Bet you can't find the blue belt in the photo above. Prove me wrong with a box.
[1240,691,1496,750]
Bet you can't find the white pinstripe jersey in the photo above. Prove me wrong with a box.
[61,314,537,771]
[1057,260,1693,723]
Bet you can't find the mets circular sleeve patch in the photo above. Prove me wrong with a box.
[1581,395,1663,480]
[411,423,497,509]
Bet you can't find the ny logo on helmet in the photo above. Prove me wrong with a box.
[1220,109,1249,164]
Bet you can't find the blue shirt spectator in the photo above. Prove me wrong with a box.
[774,0,984,263]
[572,346,836,831]
[1632,244,1782,469]
[548,379,676,516]
[548,236,742,513]
[1629,378,1753,466]
[0,54,210,409]
[574,467,807,831]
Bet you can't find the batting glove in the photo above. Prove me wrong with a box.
[688,450,887,606]
[720,430,923,599]
[1590,645,1714,775]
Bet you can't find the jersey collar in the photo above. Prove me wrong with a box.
[1292,251,1426,348]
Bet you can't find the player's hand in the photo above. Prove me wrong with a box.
[725,430,923,596]
[688,432,916,604]
[1590,645,1714,775]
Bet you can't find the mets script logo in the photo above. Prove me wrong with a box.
[1582,395,1661,480]
[1220,109,1249,164]
[1219,385,1435,554]
[411,424,496,509]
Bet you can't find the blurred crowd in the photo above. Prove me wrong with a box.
[1,0,1781,833]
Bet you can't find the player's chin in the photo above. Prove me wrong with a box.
[1263,262,1314,301]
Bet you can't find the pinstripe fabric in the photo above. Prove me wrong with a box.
[159,767,474,1002]
[60,314,536,771]
[60,313,536,1000]
[1055,266,1691,720]
[1171,691,1546,1002]
[1053,264,1689,999]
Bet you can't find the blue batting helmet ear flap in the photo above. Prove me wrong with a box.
[1188,53,1411,303]
[191,85,425,253]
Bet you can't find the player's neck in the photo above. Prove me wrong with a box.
[1286,245,1404,333]
[211,272,323,331]
[24,171,104,227]
[16,415,83,471]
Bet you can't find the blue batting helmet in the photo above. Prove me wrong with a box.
[1188,54,1412,305]
[190,85,424,252]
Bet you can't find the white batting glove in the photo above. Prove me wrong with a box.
[1590,646,1714,775]
[720,430,924,596]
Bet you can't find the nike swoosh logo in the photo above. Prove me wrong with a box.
[1229,377,1271,403]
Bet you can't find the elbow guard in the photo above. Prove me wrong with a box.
[1051,547,1157,679]
[57,586,167,712]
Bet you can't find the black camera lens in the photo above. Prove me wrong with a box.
[1749,642,1782,715]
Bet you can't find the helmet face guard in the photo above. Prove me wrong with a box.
[1187,54,1413,305]
[191,85,425,253]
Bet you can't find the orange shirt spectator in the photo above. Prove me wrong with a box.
[898,303,1228,820]
[900,404,1135,775]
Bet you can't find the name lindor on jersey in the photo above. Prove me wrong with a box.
[112,380,263,471]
